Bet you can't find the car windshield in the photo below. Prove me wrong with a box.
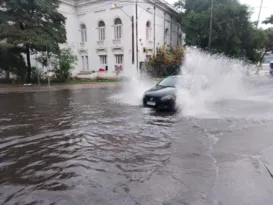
[263,56,273,64]
[157,76,177,87]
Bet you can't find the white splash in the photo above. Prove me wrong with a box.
[176,48,273,119]
[110,73,155,106]
[111,47,273,120]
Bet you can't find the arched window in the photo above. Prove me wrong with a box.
[80,23,87,42]
[114,18,122,40]
[98,20,106,41]
[146,21,151,40]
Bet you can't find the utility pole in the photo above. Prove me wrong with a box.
[256,0,264,74]
[153,5,156,54]
[208,0,214,52]
[135,0,139,73]
[257,0,264,28]
[131,16,135,64]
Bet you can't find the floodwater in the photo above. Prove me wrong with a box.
[1,49,273,205]
[1,83,273,205]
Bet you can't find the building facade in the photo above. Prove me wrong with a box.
[58,0,184,76]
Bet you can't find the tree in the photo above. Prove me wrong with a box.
[263,15,273,25]
[0,45,27,82]
[52,47,77,82]
[174,0,262,62]
[146,44,184,77]
[258,15,273,64]
[0,0,67,83]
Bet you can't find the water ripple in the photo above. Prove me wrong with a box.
[0,88,174,204]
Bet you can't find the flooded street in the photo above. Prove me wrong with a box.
[0,85,175,205]
[1,49,273,205]
[1,83,273,205]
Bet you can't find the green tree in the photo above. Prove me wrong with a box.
[0,0,67,83]
[258,15,273,64]
[174,0,262,62]
[52,47,77,82]
[146,44,184,77]
[263,15,273,25]
[0,45,27,82]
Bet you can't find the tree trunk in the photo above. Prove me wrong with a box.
[259,50,267,65]
[26,45,31,83]
[256,50,267,74]
[4,68,10,80]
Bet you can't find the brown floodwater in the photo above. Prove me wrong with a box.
[1,84,273,205]
[0,86,177,205]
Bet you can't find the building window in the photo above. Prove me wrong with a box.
[146,21,151,41]
[81,56,85,70]
[164,28,169,41]
[114,18,122,40]
[80,23,87,42]
[115,54,123,64]
[99,55,107,64]
[98,21,105,41]
[85,56,89,70]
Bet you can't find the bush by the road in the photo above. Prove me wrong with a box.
[144,44,184,77]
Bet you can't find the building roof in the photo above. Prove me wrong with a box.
[60,0,178,15]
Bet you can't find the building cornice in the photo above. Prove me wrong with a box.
[60,0,178,14]
[144,0,179,16]
[60,0,76,6]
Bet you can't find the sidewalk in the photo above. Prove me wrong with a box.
[0,82,120,93]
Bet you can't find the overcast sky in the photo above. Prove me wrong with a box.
[167,0,273,28]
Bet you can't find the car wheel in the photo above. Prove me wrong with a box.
[168,100,177,112]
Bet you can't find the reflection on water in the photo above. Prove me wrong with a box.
[0,87,176,205]
[1,84,273,205]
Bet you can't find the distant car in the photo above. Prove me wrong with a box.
[142,75,178,111]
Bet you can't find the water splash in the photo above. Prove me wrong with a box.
[110,73,155,106]
[177,48,273,119]
[112,47,273,120]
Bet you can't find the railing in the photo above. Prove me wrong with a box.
[146,40,153,47]
[113,39,121,44]
[78,42,87,51]
[97,41,104,46]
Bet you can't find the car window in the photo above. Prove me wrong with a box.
[157,76,177,87]
[263,56,273,64]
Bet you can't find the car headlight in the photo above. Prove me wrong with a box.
[161,95,175,101]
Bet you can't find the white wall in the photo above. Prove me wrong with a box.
[69,1,135,76]
[59,2,80,76]
[29,0,183,78]
[137,1,183,65]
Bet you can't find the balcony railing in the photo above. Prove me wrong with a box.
[113,39,121,45]
[146,40,153,47]
[97,40,104,46]
[78,42,87,52]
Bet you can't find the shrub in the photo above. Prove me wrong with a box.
[53,47,77,82]
[145,44,184,77]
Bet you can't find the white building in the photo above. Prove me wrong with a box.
[58,0,184,77]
